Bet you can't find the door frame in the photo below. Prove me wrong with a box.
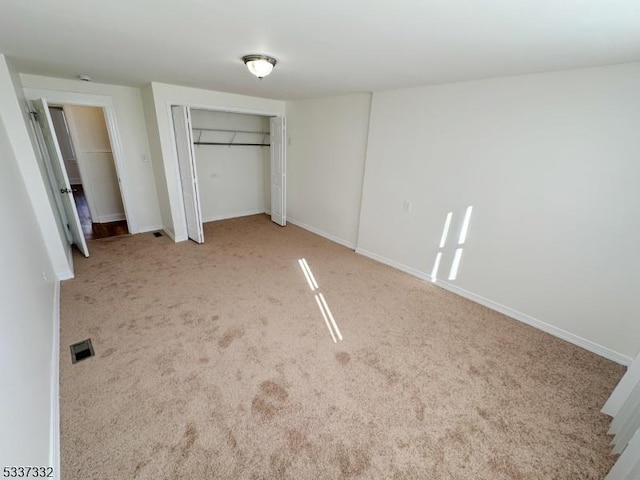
[23,88,135,233]
[165,99,285,241]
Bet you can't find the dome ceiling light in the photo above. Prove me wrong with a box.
[242,54,277,79]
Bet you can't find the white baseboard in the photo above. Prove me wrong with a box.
[202,209,265,223]
[163,228,176,241]
[355,247,432,281]
[50,281,60,479]
[355,248,632,366]
[55,244,74,281]
[57,270,75,282]
[289,218,356,250]
[135,224,164,234]
[95,213,126,223]
[56,269,74,281]
[435,280,632,366]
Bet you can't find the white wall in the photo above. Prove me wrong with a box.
[64,105,125,223]
[2,59,70,279]
[0,56,58,469]
[20,74,162,233]
[358,63,640,362]
[286,94,371,248]
[141,84,170,235]
[190,109,269,222]
[144,82,284,241]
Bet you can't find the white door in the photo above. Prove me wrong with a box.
[172,106,204,243]
[32,98,89,257]
[270,116,286,227]
[48,107,81,184]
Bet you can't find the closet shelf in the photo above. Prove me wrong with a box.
[192,127,269,135]
[193,142,271,147]
[191,127,270,147]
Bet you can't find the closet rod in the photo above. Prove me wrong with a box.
[193,142,270,147]
[192,127,269,135]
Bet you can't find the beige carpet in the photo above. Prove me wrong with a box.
[60,214,624,480]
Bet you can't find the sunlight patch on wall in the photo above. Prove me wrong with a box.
[448,248,464,280]
[458,206,473,245]
[431,206,473,282]
[439,212,452,248]
[431,252,443,281]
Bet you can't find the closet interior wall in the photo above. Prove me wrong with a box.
[63,105,126,224]
[190,109,270,222]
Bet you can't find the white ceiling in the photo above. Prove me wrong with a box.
[1,0,639,100]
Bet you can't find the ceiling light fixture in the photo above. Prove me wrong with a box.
[242,54,277,79]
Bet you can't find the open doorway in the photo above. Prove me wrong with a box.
[29,96,133,258]
[48,105,128,241]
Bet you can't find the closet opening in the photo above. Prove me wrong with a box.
[171,106,286,244]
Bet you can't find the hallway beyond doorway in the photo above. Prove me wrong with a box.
[72,184,128,240]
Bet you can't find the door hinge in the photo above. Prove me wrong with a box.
[60,188,72,194]
[29,111,38,121]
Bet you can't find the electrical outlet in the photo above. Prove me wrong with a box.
[403,200,412,213]
[42,271,47,281]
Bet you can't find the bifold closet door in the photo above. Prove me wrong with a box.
[270,116,286,227]
[172,105,204,243]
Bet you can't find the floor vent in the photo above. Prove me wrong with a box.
[153,231,163,237]
[70,339,95,364]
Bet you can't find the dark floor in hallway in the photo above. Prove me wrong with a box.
[72,184,129,240]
